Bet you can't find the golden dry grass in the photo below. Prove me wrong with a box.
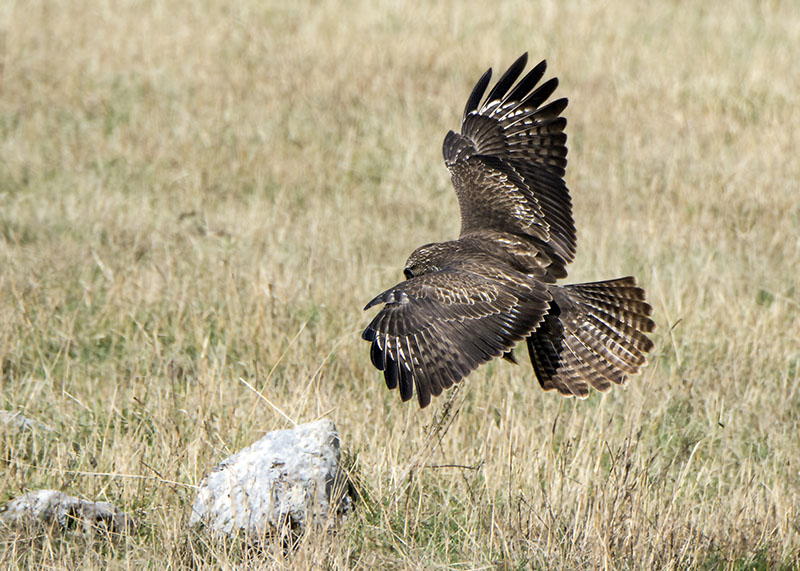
[1,0,799,568]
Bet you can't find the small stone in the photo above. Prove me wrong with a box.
[0,410,51,432]
[0,489,135,534]
[190,419,351,540]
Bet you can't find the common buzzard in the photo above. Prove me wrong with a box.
[363,53,655,408]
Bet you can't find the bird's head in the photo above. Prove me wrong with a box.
[403,242,451,279]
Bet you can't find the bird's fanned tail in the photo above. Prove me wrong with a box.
[527,277,656,397]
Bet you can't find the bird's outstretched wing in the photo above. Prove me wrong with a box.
[443,53,575,278]
[362,266,549,408]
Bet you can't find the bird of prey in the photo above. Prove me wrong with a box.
[362,53,655,408]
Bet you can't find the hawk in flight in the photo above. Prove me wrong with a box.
[363,53,655,408]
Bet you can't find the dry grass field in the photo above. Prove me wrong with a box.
[1,0,799,568]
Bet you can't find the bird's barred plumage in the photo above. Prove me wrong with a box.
[363,53,655,408]
[528,278,655,397]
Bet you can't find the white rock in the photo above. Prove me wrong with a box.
[0,489,134,534]
[190,419,350,538]
[0,410,51,431]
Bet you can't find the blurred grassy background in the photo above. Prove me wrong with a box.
[1,0,799,568]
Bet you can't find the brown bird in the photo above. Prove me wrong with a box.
[362,53,655,408]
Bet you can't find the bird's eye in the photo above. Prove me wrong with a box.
[403,268,414,280]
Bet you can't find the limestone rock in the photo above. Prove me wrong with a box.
[0,489,135,534]
[0,410,51,432]
[190,419,350,539]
